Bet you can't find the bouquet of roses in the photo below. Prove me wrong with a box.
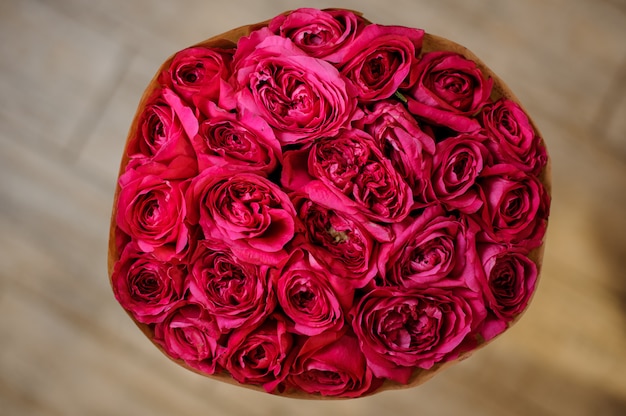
[108,8,550,398]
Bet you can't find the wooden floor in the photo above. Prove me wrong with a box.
[1,0,626,414]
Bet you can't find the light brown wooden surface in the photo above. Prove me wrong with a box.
[1,0,625,414]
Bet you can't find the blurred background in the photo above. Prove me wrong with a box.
[1,0,625,415]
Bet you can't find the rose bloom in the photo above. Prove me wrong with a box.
[482,98,548,175]
[222,317,294,393]
[282,129,413,223]
[378,205,481,291]
[187,168,296,264]
[116,156,197,259]
[352,287,486,383]
[187,239,275,333]
[192,102,282,175]
[163,45,234,105]
[406,51,493,132]
[477,244,538,341]
[274,250,347,335]
[288,331,380,398]
[338,24,424,101]
[268,8,365,62]
[292,195,385,289]
[111,243,185,324]
[127,89,196,162]
[233,31,357,145]
[358,100,435,202]
[431,131,493,213]
[153,302,223,375]
[476,164,550,248]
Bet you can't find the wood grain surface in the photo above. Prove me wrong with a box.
[1,0,625,415]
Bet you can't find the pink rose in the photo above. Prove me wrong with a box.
[476,244,538,340]
[111,243,185,324]
[163,46,234,105]
[288,331,380,398]
[431,132,493,213]
[192,102,282,175]
[482,98,548,175]
[338,24,423,101]
[116,157,196,259]
[222,317,294,393]
[127,89,196,162]
[475,164,550,248]
[153,302,222,375]
[352,287,486,383]
[358,101,435,202]
[234,31,357,145]
[187,168,296,264]
[378,206,481,291]
[275,250,348,335]
[187,239,275,333]
[292,195,387,289]
[406,51,492,132]
[268,8,365,62]
[282,129,413,223]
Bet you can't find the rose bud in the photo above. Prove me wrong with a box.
[274,249,349,335]
[431,131,493,213]
[111,243,185,324]
[187,239,275,333]
[268,8,365,62]
[187,168,297,264]
[481,98,548,175]
[192,102,282,175]
[378,205,481,291]
[288,330,381,398]
[338,24,424,101]
[352,287,486,383]
[153,302,223,375]
[116,156,197,260]
[222,317,295,393]
[476,244,538,341]
[233,31,357,145]
[475,164,550,248]
[406,51,492,132]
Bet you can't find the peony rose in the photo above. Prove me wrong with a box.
[288,331,380,397]
[163,45,234,106]
[431,131,493,213]
[482,98,548,175]
[352,287,486,383]
[476,244,538,341]
[222,317,294,392]
[292,195,386,289]
[475,164,550,248]
[268,8,365,62]
[116,156,196,259]
[378,205,481,291]
[338,24,424,101]
[127,89,196,162]
[282,129,412,223]
[192,102,281,175]
[275,250,348,335]
[111,243,185,324]
[358,100,435,202]
[153,302,222,374]
[187,168,296,264]
[187,239,275,333]
[233,31,357,145]
[406,51,492,132]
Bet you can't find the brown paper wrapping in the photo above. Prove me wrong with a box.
[108,12,551,399]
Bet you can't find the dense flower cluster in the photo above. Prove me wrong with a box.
[111,8,549,398]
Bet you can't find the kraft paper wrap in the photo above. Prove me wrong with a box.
[108,11,551,399]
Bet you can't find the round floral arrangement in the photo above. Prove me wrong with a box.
[108,8,550,398]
